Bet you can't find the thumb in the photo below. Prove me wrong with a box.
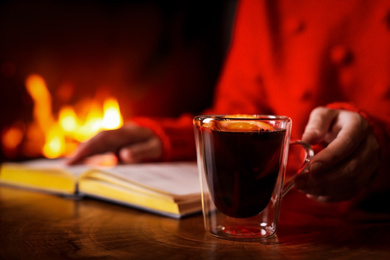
[302,107,338,144]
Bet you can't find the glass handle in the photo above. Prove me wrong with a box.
[282,140,314,197]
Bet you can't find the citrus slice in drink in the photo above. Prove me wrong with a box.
[203,115,275,132]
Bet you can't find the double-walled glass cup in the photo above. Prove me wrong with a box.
[194,115,313,241]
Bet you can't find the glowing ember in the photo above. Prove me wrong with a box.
[1,123,24,158]
[1,74,124,159]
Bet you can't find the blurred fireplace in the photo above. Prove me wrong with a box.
[0,1,235,161]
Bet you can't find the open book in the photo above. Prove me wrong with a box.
[0,158,201,219]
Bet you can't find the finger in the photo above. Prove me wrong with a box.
[310,111,369,173]
[66,130,121,165]
[67,125,146,165]
[118,137,162,164]
[302,107,338,144]
[295,133,380,202]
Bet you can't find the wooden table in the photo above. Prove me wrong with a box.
[1,185,390,259]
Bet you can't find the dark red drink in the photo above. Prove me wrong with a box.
[202,127,286,218]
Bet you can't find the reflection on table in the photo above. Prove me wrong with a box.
[1,186,390,259]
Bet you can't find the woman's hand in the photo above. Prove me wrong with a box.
[295,107,380,202]
[66,123,163,165]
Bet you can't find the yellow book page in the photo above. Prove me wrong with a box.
[80,171,176,202]
[83,162,201,200]
[0,159,88,195]
[79,178,181,216]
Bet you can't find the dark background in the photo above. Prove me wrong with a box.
[0,0,237,160]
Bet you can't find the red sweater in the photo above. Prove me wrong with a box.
[134,0,390,193]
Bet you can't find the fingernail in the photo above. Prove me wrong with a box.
[309,162,323,174]
[306,194,317,200]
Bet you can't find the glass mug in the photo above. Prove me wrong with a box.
[193,115,314,241]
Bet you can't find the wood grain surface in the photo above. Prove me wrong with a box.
[1,186,390,259]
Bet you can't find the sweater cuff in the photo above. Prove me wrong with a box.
[131,114,196,162]
[131,117,172,161]
[326,102,369,122]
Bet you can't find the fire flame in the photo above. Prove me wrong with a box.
[1,74,123,159]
